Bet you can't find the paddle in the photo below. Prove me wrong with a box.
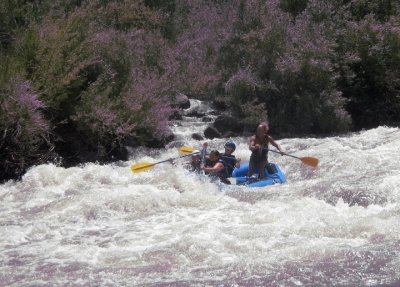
[180,145,231,161]
[179,146,318,167]
[266,149,319,167]
[130,151,199,173]
[179,145,198,155]
[200,144,207,170]
[179,146,197,155]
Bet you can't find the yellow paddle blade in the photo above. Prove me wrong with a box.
[179,146,195,155]
[300,157,319,167]
[130,162,155,173]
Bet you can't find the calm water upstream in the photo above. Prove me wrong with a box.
[1,101,399,286]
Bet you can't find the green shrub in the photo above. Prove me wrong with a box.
[337,15,400,129]
[224,68,267,128]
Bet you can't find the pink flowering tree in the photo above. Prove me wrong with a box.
[19,2,176,164]
[1,0,399,179]
[0,77,54,181]
[270,0,352,134]
[336,15,400,129]
[212,0,351,134]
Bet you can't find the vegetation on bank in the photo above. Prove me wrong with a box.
[1,0,399,181]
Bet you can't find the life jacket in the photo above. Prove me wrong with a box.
[222,154,236,177]
[207,159,229,183]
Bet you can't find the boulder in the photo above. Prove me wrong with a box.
[201,116,214,122]
[176,93,191,109]
[204,126,221,139]
[191,133,203,140]
[213,115,243,134]
[212,98,228,111]
[222,131,239,138]
[145,131,175,148]
[186,110,206,118]
[169,110,183,120]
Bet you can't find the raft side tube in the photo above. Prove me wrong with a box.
[232,162,286,187]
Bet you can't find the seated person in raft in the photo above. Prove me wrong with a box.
[200,150,230,184]
[221,140,241,177]
[185,151,201,172]
[189,141,240,176]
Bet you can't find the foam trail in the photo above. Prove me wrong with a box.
[1,123,399,286]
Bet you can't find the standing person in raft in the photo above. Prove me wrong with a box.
[221,140,241,177]
[201,150,230,184]
[248,120,285,179]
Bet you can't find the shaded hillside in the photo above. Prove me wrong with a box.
[1,0,399,181]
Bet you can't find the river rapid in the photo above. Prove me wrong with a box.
[1,101,399,286]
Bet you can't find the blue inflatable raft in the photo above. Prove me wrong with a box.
[232,162,286,187]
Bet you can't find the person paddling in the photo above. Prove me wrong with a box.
[183,151,201,172]
[201,150,230,184]
[248,120,285,179]
[221,140,241,177]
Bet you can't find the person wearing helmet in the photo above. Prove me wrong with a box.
[187,142,208,172]
[184,150,201,172]
[221,140,241,177]
[248,120,284,179]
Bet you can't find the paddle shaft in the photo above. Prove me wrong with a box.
[132,151,200,172]
[264,148,319,167]
[179,146,240,170]
[178,145,317,168]
[181,145,310,163]
[172,152,200,162]
[266,148,299,159]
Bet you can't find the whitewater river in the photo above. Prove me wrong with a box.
[1,101,399,286]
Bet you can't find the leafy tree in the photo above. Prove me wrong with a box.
[337,16,400,129]
[280,0,308,17]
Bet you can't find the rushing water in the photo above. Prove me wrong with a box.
[1,101,400,286]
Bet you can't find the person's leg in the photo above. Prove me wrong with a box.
[247,161,254,177]
[247,158,257,177]
[258,159,268,179]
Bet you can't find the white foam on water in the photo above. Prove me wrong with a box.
[1,125,399,286]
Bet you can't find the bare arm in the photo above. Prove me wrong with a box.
[268,135,285,154]
[249,135,261,151]
[203,162,224,173]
